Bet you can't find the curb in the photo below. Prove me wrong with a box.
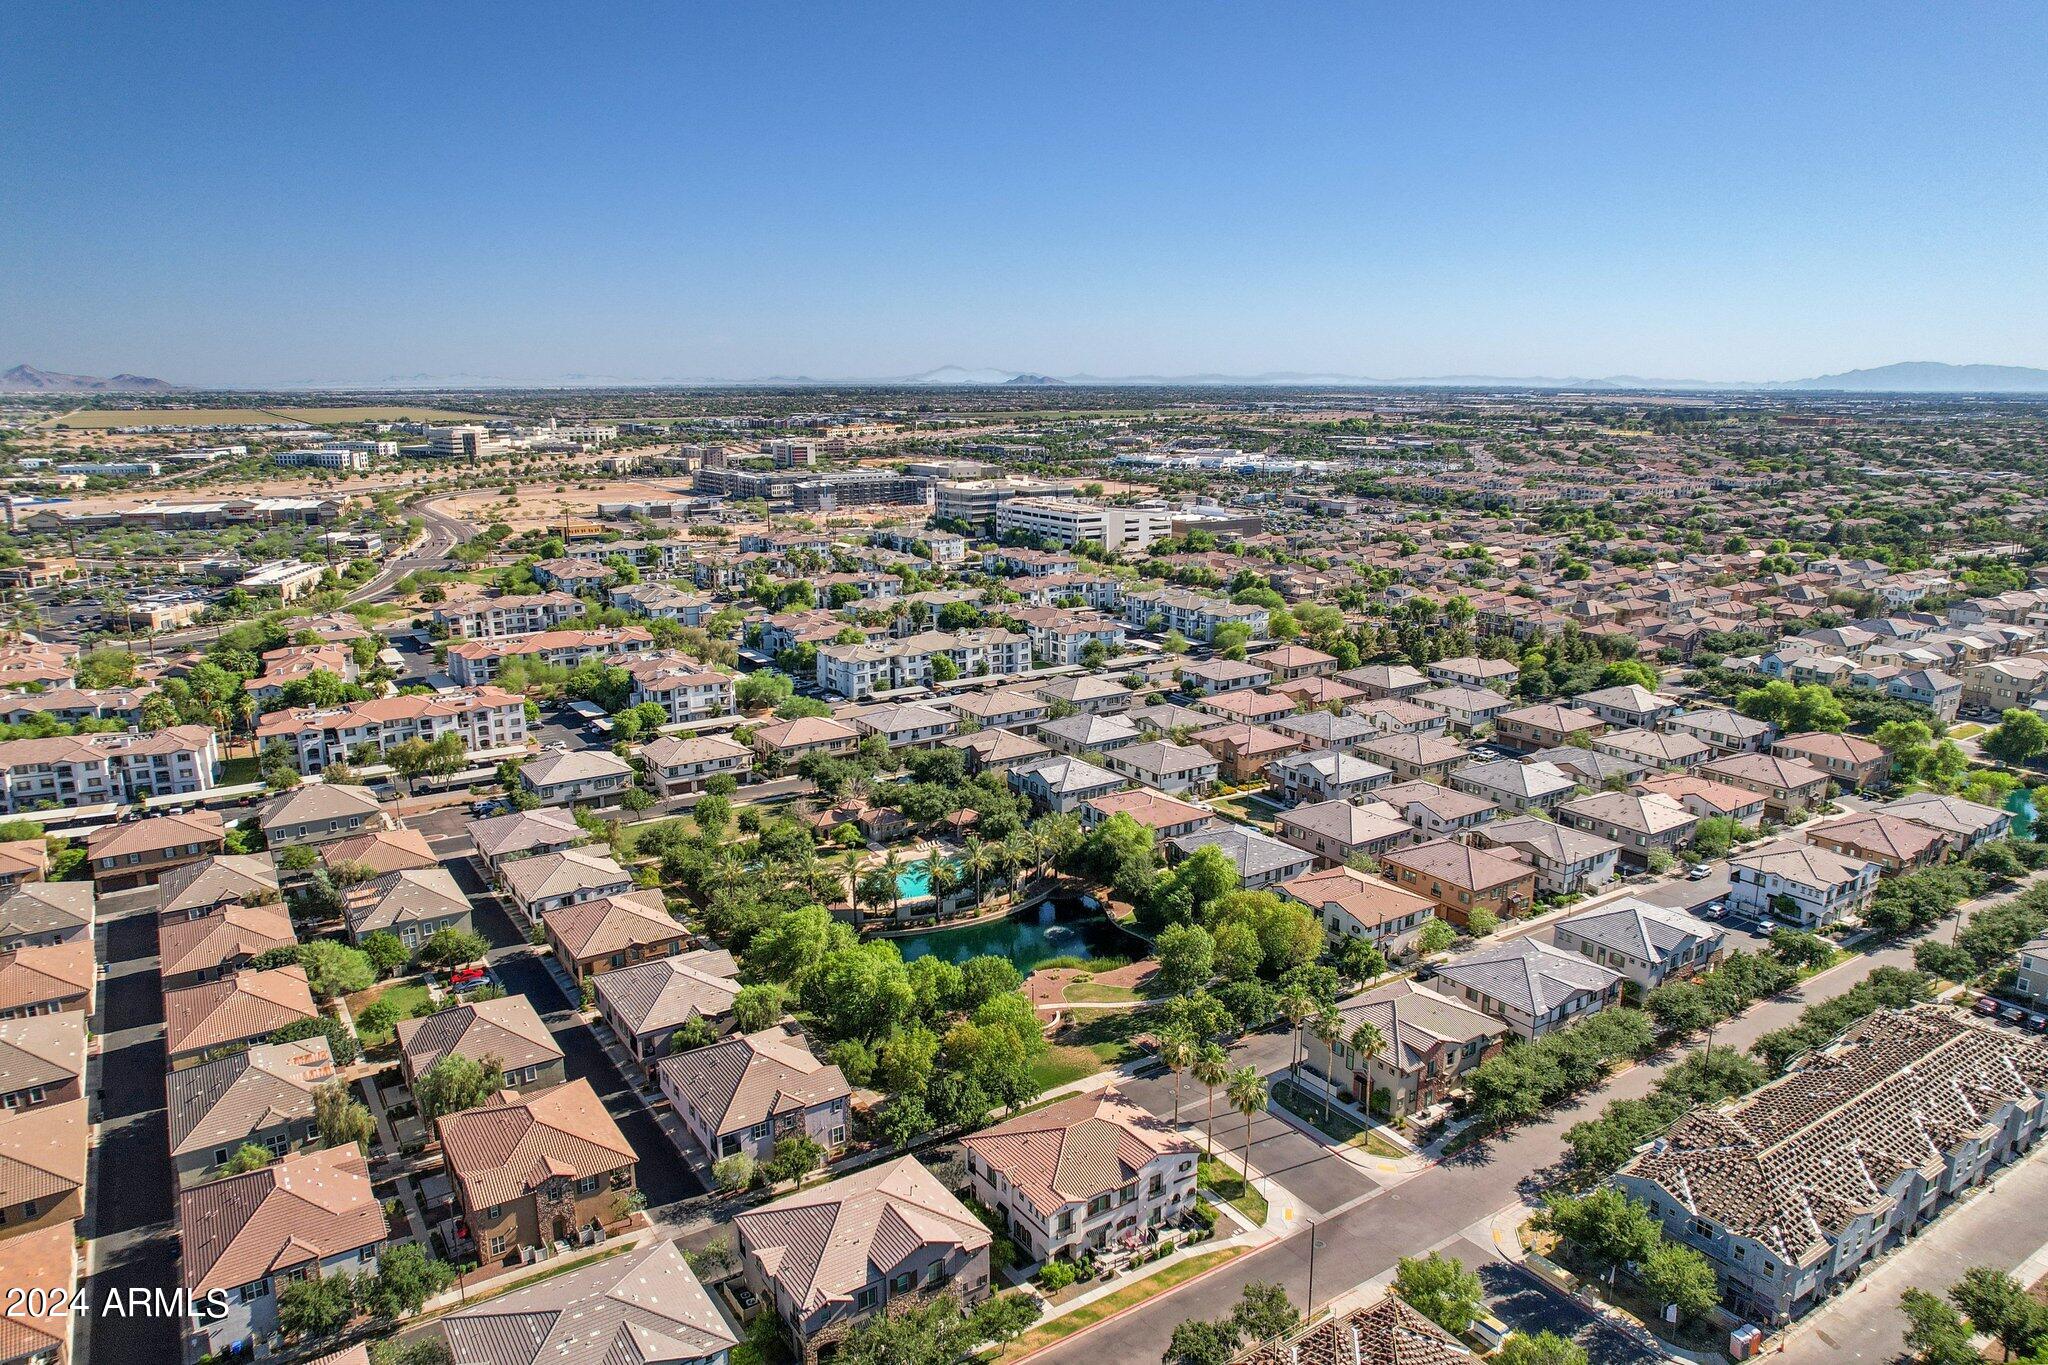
[1003,1239,1273,1365]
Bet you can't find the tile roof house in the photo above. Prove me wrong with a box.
[1882,792,2012,851]
[317,827,438,878]
[1277,865,1438,958]
[396,994,565,1096]
[1556,790,1699,868]
[1613,1006,2048,1325]
[591,947,741,1069]
[158,902,297,991]
[1078,788,1218,843]
[1699,751,1832,818]
[641,733,753,796]
[0,1220,78,1365]
[734,1155,991,1359]
[83,808,227,890]
[518,748,636,808]
[1770,732,1890,792]
[0,942,93,1020]
[156,854,280,923]
[1410,684,1511,733]
[255,783,394,846]
[1551,897,1726,989]
[0,1097,85,1238]
[658,1025,851,1164]
[1356,732,1468,784]
[1428,938,1624,1038]
[437,1079,638,1263]
[1266,749,1392,807]
[0,1013,85,1113]
[0,882,93,950]
[1805,812,1950,873]
[1494,701,1607,752]
[1727,842,1880,928]
[1664,706,1776,755]
[1574,683,1682,730]
[960,1088,1198,1262]
[1378,839,1535,927]
[1376,782,1498,842]
[541,888,687,982]
[437,1238,738,1365]
[1167,824,1315,892]
[1275,799,1412,870]
[1471,816,1620,897]
[501,848,635,919]
[1100,739,1219,794]
[166,1037,336,1186]
[1448,758,1577,815]
[1592,727,1711,772]
[1008,756,1127,814]
[467,806,587,873]
[343,866,473,948]
[1336,663,1430,699]
[162,965,318,1069]
[1238,1293,1473,1365]
[1303,978,1506,1123]
[1632,772,1768,825]
[177,1143,386,1358]
[0,838,47,893]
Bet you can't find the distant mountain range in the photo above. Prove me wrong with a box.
[0,364,180,393]
[9,359,2048,395]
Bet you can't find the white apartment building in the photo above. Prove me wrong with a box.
[271,447,370,471]
[814,629,1031,699]
[254,687,528,775]
[444,626,655,685]
[0,725,222,813]
[430,592,588,640]
[934,476,1067,529]
[1123,587,1269,642]
[622,655,736,723]
[994,497,1173,552]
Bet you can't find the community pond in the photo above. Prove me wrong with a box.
[887,897,1143,970]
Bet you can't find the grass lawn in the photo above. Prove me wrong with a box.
[349,980,432,1046]
[1271,1078,1406,1158]
[219,756,261,785]
[1064,980,1140,1004]
[1949,722,1987,740]
[1205,791,1276,831]
[1063,1006,1151,1066]
[1198,1157,1268,1226]
[989,1248,1246,1362]
[618,815,690,858]
[1031,1044,1107,1091]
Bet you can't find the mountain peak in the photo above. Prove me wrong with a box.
[0,363,181,393]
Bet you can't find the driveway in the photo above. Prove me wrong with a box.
[86,909,181,1365]
[487,953,707,1213]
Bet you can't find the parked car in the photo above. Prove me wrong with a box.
[1687,863,1714,881]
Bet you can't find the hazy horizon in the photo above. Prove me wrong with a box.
[4,2,2044,387]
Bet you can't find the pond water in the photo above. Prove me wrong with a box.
[888,898,1143,970]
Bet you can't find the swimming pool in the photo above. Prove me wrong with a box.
[895,857,962,902]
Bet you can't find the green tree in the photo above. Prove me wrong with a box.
[1639,1241,1719,1324]
[1985,708,2048,765]
[713,1152,757,1191]
[362,1243,455,1321]
[1164,1318,1241,1365]
[1495,1332,1589,1365]
[361,931,410,977]
[314,1079,377,1151]
[762,1133,824,1184]
[1226,1066,1268,1175]
[1230,1281,1300,1347]
[221,1142,276,1175]
[731,982,785,1033]
[415,927,489,969]
[300,939,376,1000]
[277,1271,357,1339]
[414,1052,502,1121]
[1193,1042,1231,1152]
[1393,1251,1482,1334]
[1156,922,1216,995]
[1948,1265,2048,1360]
[1901,1287,1981,1365]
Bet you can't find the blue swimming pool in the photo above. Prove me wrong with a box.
[895,857,962,902]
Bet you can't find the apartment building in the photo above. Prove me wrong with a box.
[445,626,655,685]
[621,655,736,722]
[1123,588,1269,642]
[83,809,226,891]
[0,726,220,814]
[1430,938,1625,1038]
[255,687,527,774]
[1472,816,1620,896]
[815,629,1030,698]
[430,592,588,640]
[1727,841,1880,927]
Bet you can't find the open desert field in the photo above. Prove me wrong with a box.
[43,404,498,428]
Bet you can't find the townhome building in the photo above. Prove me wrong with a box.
[1805,812,1949,873]
[0,882,93,951]
[1355,733,1467,784]
[396,994,564,1097]
[734,1157,989,1362]
[1100,740,1218,794]
[518,749,634,807]
[1574,683,1682,730]
[1192,723,1304,784]
[255,687,527,774]
[1267,749,1392,806]
[255,784,394,847]
[640,733,752,796]
[621,655,736,723]
[499,848,635,921]
[660,1025,851,1163]
[1378,781,1498,841]
[1429,938,1625,1038]
[1472,817,1620,896]
[962,1088,1198,1262]
[165,1037,334,1186]
[1770,732,1890,792]
[1449,758,1577,816]
[1122,588,1268,642]
[1664,707,1776,756]
[1632,772,1769,826]
[1010,756,1127,814]
[1276,800,1412,870]
[1495,702,1606,752]
[0,726,220,813]
[607,581,719,624]
[1410,684,1512,733]
[437,1080,637,1265]
[1337,663,1430,700]
[343,867,473,949]
[0,942,95,1019]
[1883,792,2012,851]
[1699,752,1833,819]
[1278,863,1437,958]
[162,965,317,1069]
[1299,978,1505,1120]
[541,888,687,982]
[466,806,585,877]
[1551,898,1725,989]
[1167,824,1315,891]
[1727,841,1880,927]
[1613,1006,2048,1325]
[436,1241,736,1365]
[1379,839,1535,926]
[1557,790,1699,868]
[0,1013,85,1113]
[1426,656,1519,693]
[591,947,740,1069]
[1592,727,1710,772]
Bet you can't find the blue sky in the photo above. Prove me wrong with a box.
[3,2,2044,386]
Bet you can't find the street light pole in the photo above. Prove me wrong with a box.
[1306,1218,1321,1321]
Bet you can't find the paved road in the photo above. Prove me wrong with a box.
[85,909,181,1365]
[1028,906,1975,1365]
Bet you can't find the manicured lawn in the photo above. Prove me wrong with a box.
[219,756,261,785]
[349,980,432,1046]
[1198,1157,1267,1226]
[1271,1078,1407,1158]
[1204,791,1276,831]
[989,1248,1246,1362]
[618,816,690,858]
[1031,1044,1107,1091]
[1063,1006,1150,1066]
[1065,980,1140,1004]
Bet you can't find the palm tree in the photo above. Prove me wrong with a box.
[1158,1028,1196,1128]
[881,847,903,917]
[1226,1066,1269,1184]
[1193,1043,1230,1154]
[921,848,958,901]
[1309,1007,1346,1124]
[960,835,992,903]
[1277,988,1315,1097]
[1349,1021,1387,1119]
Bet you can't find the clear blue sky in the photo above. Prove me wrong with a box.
[3,2,2044,386]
